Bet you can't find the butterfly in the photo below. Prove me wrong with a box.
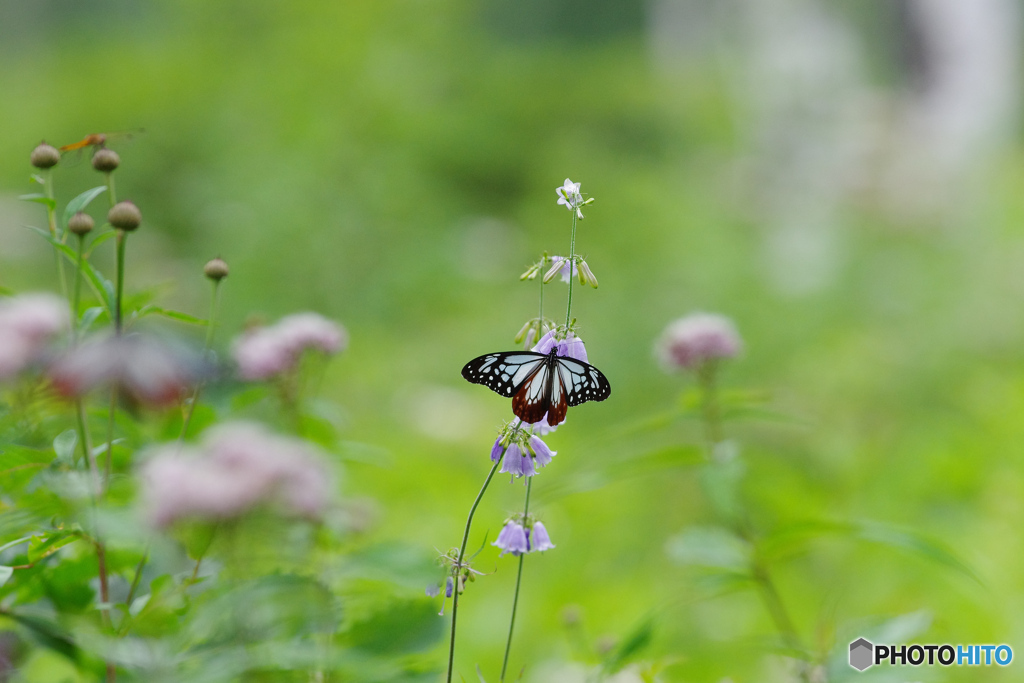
[462,346,611,425]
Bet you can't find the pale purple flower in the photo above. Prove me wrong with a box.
[445,576,454,597]
[494,521,530,556]
[50,333,206,407]
[141,421,333,527]
[499,443,535,478]
[531,521,555,552]
[511,414,561,436]
[656,313,742,370]
[0,293,68,381]
[532,330,589,363]
[490,437,505,462]
[233,312,347,381]
[556,178,583,211]
[529,435,556,468]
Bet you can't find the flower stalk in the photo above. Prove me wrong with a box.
[446,444,510,683]
[500,477,532,682]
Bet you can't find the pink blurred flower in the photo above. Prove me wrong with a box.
[0,293,68,381]
[656,313,742,370]
[141,421,333,527]
[232,312,347,381]
[49,333,206,407]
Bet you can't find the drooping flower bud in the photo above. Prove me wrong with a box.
[30,143,60,169]
[578,260,598,288]
[68,211,95,237]
[108,201,142,231]
[543,260,564,284]
[91,148,120,173]
[204,257,229,281]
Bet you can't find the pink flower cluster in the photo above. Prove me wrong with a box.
[232,312,347,381]
[141,421,333,527]
[0,293,68,380]
[656,312,742,370]
[50,333,204,406]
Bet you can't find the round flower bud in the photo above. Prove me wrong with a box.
[204,257,229,281]
[68,212,95,236]
[108,201,142,231]
[31,143,60,169]
[91,148,120,173]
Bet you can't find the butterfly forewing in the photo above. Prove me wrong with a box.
[461,352,547,398]
[555,357,612,406]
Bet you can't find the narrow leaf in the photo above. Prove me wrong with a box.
[0,566,12,588]
[61,186,107,231]
[85,229,116,255]
[18,193,56,210]
[137,305,207,326]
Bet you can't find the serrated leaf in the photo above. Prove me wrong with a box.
[61,186,107,232]
[19,193,56,210]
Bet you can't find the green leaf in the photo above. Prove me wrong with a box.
[85,229,116,255]
[28,532,80,563]
[79,306,104,334]
[6,610,80,661]
[603,617,655,673]
[136,305,207,326]
[61,186,107,232]
[665,526,750,571]
[52,429,78,464]
[18,193,56,210]
[760,519,979,583]
[0,566,12,588]
[27,227,114,314]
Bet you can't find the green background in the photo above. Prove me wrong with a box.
[1,1,1020,680]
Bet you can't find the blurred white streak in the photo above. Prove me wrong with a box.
[881,0,1020,217]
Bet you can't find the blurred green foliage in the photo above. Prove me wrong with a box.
[1,1,1022,681]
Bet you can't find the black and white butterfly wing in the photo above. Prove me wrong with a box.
[554,357,612,407]
[513,361,559,424]
[461,352,547,398]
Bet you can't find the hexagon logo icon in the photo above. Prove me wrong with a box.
[849,638,874,671]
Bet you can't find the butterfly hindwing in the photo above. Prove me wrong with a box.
[512,362,553,424]
[461,352,547,398]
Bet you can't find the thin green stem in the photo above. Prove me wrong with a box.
[71,235,85,343]
[500,477,533,682]
[180,280,222,441]
[697,360,723,452]
[43,169,71,316]
[564,209,578,329]
[124,545,149,613]
[696,366,810,682]
[105,171,117,208]
[114,231,126,333]
[446,446,509,683]
[103,388,116,491]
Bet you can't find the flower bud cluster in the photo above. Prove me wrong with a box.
[492,421,558,479]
